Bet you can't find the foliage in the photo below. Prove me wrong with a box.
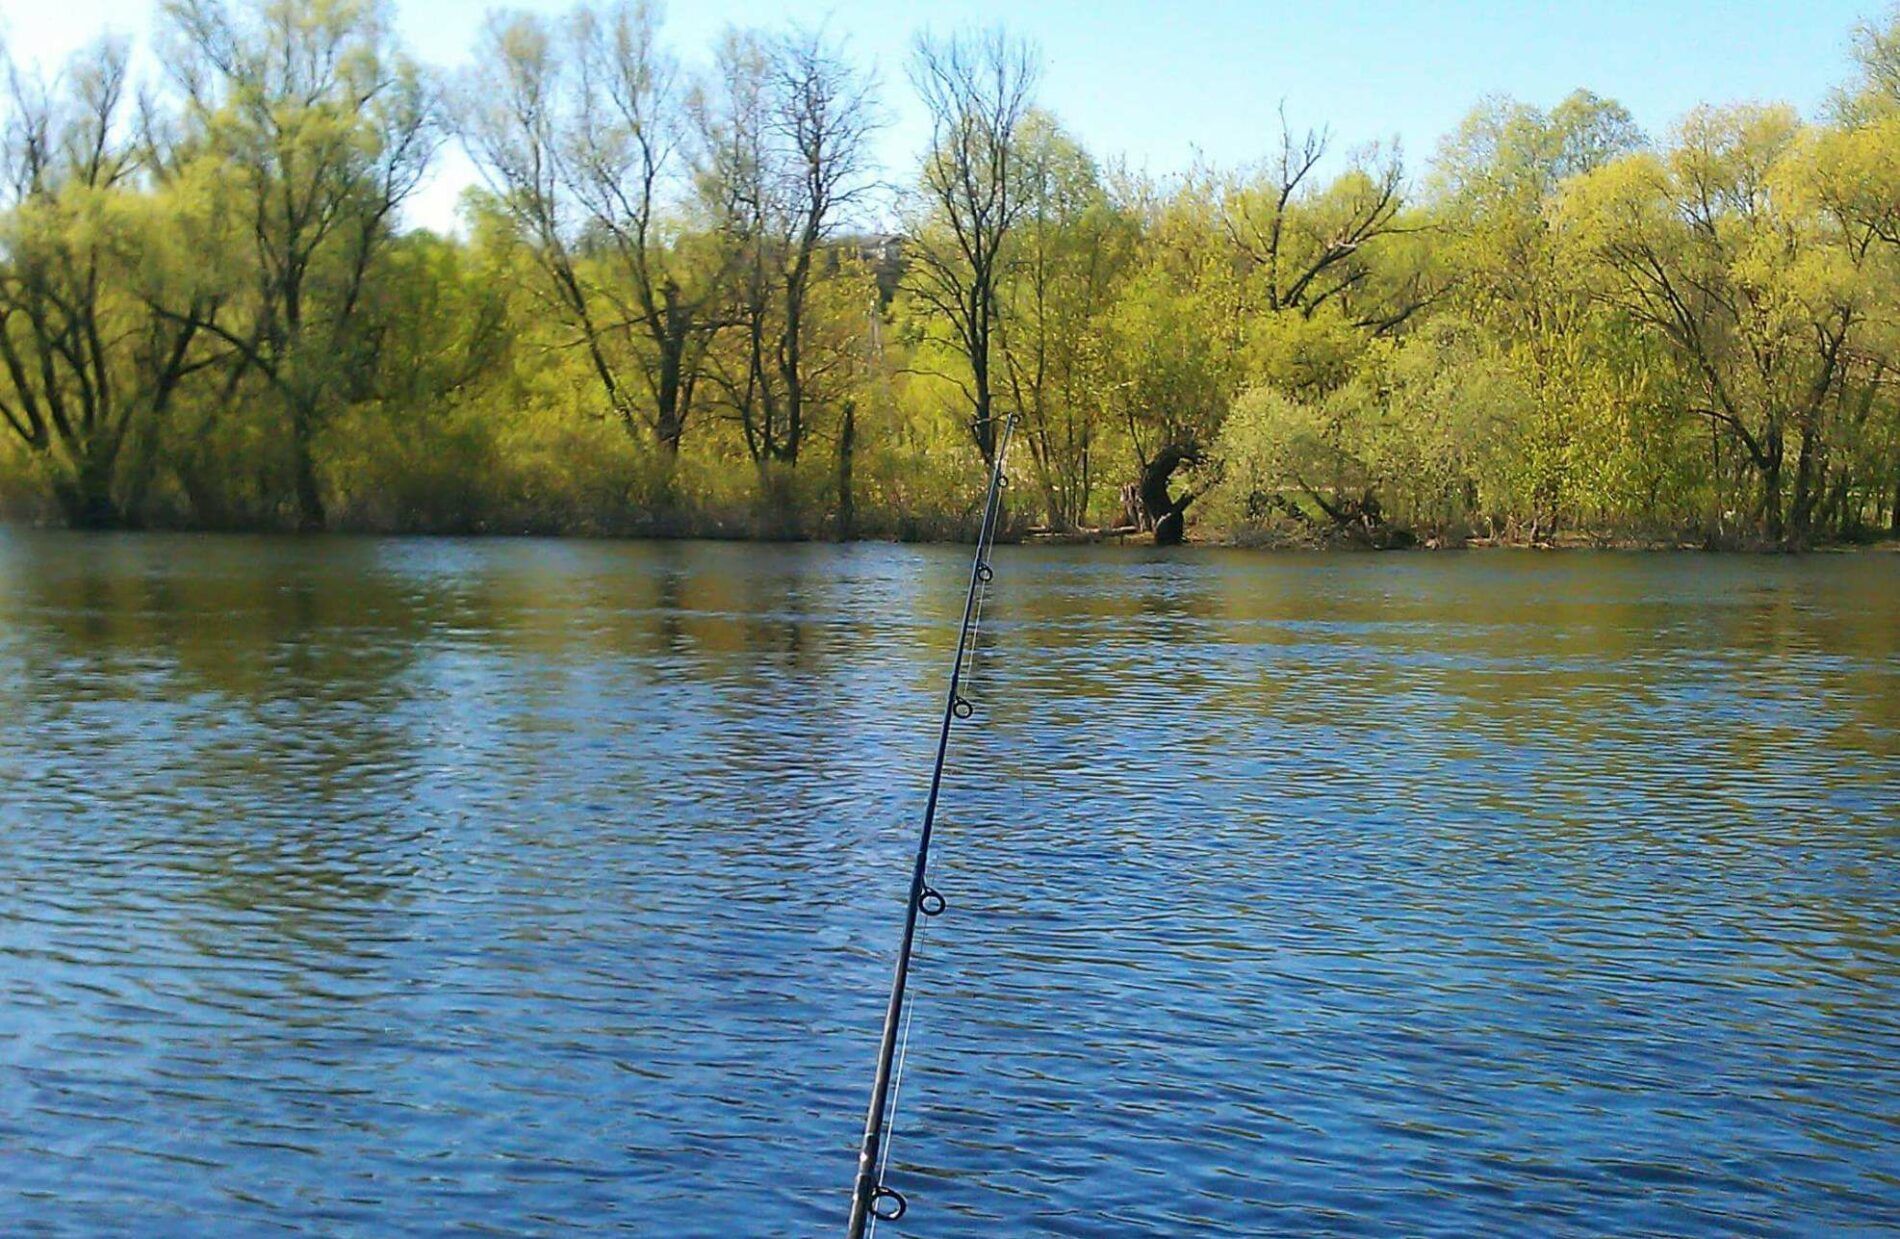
[1,0,1897,547]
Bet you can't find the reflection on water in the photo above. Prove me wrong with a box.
[0,532,1895,1236]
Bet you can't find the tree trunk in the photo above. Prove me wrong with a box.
[1120,482,1150,532]
[1761,431,1784,545]
[179,449,231,530]
[1139,443,1200,547]
[780,289,804,467]
[836,399,856,541]
[291,405,326,533]
[655,311,690,455]
[1790,424,1820,541]
[972,387,995,464]
[656,411,685,456]
[656,357,686,456]
[53,452,122,530]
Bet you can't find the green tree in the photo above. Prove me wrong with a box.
[1432,91,1645,538]
[1097,182,1246,542]
[160,0,436,530]
[0,40,215,527]
[1561,106,1878,543]
[993,113,1133,529]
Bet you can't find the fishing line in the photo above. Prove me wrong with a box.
[847,414,1017,1239]
[870,460,1007,1234]
[867,907,926,1239]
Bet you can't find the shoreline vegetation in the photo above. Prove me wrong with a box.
[2,3,1898,552]
[8,518,1896,555]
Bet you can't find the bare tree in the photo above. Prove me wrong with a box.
[463,0,742,455]
[904,28,1039,463]
[768,30,879,466]
[699,28,880,468]
[1220,112,1409,324]
[696,31,774,460]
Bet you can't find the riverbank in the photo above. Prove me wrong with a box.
[4,512,1895,554]
[1203,524,1900,553]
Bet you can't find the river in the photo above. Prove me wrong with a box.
[1,532,1894,1235]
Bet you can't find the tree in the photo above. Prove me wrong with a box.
[0,40,215,527]
[1098,183,1245,544]
[1220,116,1413,329]
[1561,106,1875,543]
[697,27,879,470]
[903,28,1039,464]
[463,0,733,457]
[993,113,1132,529]
[1838,7,1900,125]
[3,0,1897,546]
[1432,91,1646,538]
[157,0,435,531]
[1791,120,1900,536]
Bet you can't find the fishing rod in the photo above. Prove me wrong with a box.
[847,413,1017,1238]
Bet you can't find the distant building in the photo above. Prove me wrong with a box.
[857,234,903,269]
[834,232,906,305]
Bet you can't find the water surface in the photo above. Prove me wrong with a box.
[1,533,1895,1236]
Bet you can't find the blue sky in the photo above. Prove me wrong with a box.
[3,0,1888,232]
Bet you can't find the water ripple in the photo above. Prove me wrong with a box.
[0,534,1895,1235]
